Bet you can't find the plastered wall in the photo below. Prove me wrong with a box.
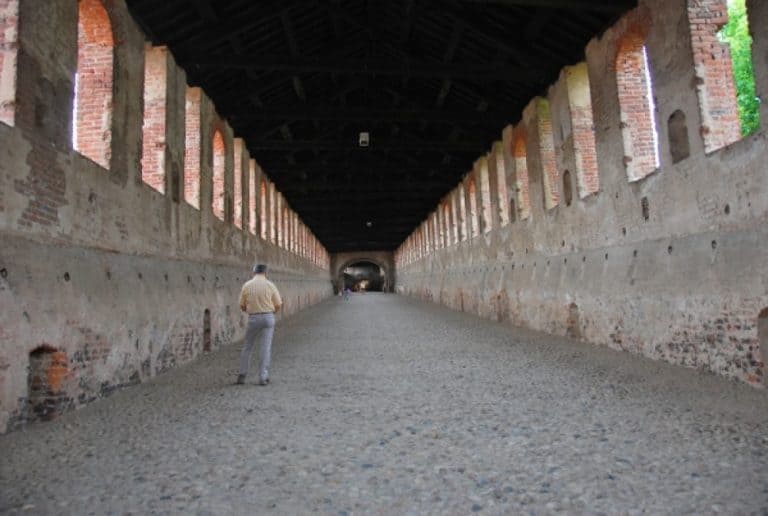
[396,0,768,387]
[0,0,332,433]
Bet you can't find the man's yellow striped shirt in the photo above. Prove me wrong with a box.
[239,275,282,313]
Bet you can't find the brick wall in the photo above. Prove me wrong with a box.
[535,99,560,209]
[688,0,742,153]
[211,129,225,220]
[233,138,243,229]
[395,0,767,388]
[248,160,256,234]
[565,64,600,197]
[140,46,167,194]
[512,134,531,220]
[184,87,201,208]
[615,30,659,181]
[0,0,333,433]
[74,0,113,169]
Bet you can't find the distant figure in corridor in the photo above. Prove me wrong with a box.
[237,264,282,386]
[343,287,351,301]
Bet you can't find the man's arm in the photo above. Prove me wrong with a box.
[239,286,247,312]
[272,287,283,312]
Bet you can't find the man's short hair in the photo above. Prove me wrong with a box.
[253,264,267,274]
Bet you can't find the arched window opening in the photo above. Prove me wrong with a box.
[0,0,18,126]
[495,147,510,227]
[141,46,167,194]
[233,139,244,229]
[478,159,493,233]
[275,195,283,247]
[466,178,479,237]
[615,34,660,181]
[536,99,559,209]
[450,193,460,243]
[565,63,599,197]
[512,135,531,220]
[690,0,758,151]
[248,161,257,235]
[211,130,225,220]
[458,184,468,241]
[668,110,691,164]
[269,182,277,243]
[73,0,114,168]
[443,203,452,246]
[562,170,573,207]
[184,88,201,209]
[717,0,759,137]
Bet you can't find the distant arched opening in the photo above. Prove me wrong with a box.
[342,261,385,293]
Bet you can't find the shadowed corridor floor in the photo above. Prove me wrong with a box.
[1,293,767,514]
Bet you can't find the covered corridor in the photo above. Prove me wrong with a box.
[2,294,766,514]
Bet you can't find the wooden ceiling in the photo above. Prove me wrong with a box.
[126,0,635,252]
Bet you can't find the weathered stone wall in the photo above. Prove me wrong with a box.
[395,0,768,387]
[0,0,332,433]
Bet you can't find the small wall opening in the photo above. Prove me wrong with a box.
[566,303,581,339]
[668,110,690,164]
[212,130,225,220]
[203,309,211,352]
[759,308,768,385]
[342,261,385,292]
[641,196,650,221]
[509,197,516,223]
[27,345,70,422]
[562,170,573,207]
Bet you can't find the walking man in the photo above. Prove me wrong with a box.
[237,264,282,385]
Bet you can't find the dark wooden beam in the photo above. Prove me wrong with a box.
[457,0,634,12]
[248,139,490,151]
[229,107,508,124]
[184,56,547,82]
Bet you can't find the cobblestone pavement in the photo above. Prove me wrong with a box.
[2,293,768,514]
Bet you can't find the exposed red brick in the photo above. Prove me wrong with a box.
[184,88,201,208]
[233,139,244,229]
[141,46,167,194]
[615,29,660,181]
[74,0,113,169]
[211,130,225,220]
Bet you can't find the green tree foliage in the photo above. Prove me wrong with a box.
[719,0,760,136]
